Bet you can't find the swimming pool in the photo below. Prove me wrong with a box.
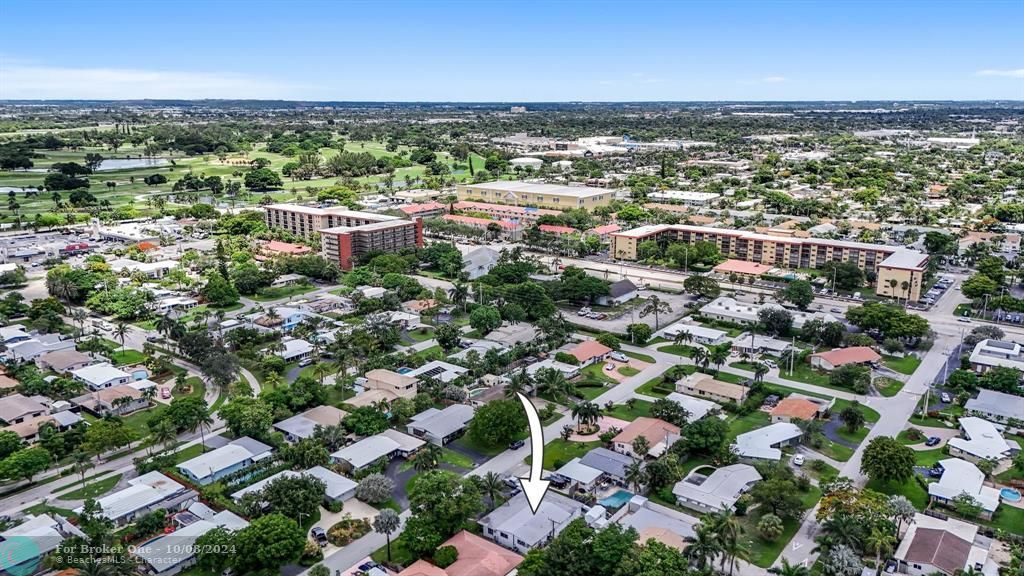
[131,369,150,381]
[598,489,634,510]
[1000,487,1022,502]
[396,367,413,374]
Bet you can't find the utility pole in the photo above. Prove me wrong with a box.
[789,335,796,376]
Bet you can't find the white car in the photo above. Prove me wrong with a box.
[792,454,805,466]
[604,363,615,371]
[609,352,628,362]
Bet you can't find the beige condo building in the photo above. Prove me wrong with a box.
[611,224,929,301]
[456,181,613,210]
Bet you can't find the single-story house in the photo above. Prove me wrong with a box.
[663,392,720,423]
[0,324,32,345]
[72,384,150,416]
[894,513,997,576]
[135,509,248,575]
[0,514,85,576]
[671,464,761,514]
[947,417,1019,464]
[74,471,198,526]
[675,372,747,404]
[732,332,793,357]
[397,530,524,576]
[566,340,613,367]
[770,397,825,423]
[524,358,580,379]
[271,273,306,288]
[617,496,697,550]
[809,346,881,371]
[229,465,356,506]
[71,362,132,391]
[659,323,729,346]
[407,404,475,445]
[483,323,538,346]
[7,335,76,362]
[461,246,501,281]
[964,389,1024,425]
[277,337,313,362]
[0,393,47,425]
[596,279,639,306]
[478,491,585,553]
[35,349,94,373]
[612,417,681,459]
[579,446,635,485]
[273,405,348,443]
[331,429,424,473]
[555,458,604,492]
[732,422,802,461]
[967,339,1024,375]
[405,360,470,385]
[177,437,273,486]
[927,458,1001,520]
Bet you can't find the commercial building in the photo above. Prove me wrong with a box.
[263,204,423,270]
[452,200,560,223]
[610,224,929,300]
[457,181,613,210]
[646,190,721,206]
[700,297,839,330]
[440,214,523,241]
[671,464,761,514]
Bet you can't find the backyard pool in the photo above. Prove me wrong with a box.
[396,367,413,374]
[130,369,150,381]
[598,489,634,510]
[1000,487,1022,502]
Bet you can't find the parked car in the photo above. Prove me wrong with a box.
[792,454,805,466]
[160,388,171,400]
[146,334,160,342]
[928,466,945,478]
[830,307,842,313]
[604,363,615,371]
[925,436,941,447]
[609,352,628,362]
[958,317,971,323]
[508,439,525,450]
[311,527,328,547]
[298,357,314,367]
[940,392,952,403]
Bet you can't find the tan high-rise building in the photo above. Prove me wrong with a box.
[610,224,929,301]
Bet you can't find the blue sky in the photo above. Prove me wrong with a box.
[1,0,1021,101]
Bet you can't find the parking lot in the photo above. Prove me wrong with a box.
[565,291,696,333]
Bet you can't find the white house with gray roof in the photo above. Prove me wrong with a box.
[74,471,198,526]
[135,510,248,575]
[672,464,761,514]
[965,389,1024,426]
[176,437,272,486]
[407,404,474,445]
[928,458,1001,520]
[71,362,131,390]
[579,447,635,484]
[478,491,585,553]
[732,422,802,461]
[947,417,1019,464]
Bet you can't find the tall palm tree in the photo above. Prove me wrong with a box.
[413,443,442,472]
[639,295,672,330]
[693,347,710,371]
[112,322,129,354]
[570,401,600,432]
[686,523,721,570]
[754,362,769,382]
[777,559,811,576]
[713,509,745,576]
[480,471,504,507]
[313,363,332,385]
[674,329,694,347]
[866,527,896,571]
[505,369,533,398]
[152,419,177,454]
[264,372,284,390]
[451,283,469,314]
[624,460,646,492]
[189,405,214,453]
[71,450,93,483]
[71,309,87,341]
[710,345,729,374]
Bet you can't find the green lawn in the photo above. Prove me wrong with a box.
[897,428,926,445]
[525,439,601,470]
[831,399,880,423]
[618,366,640,377]
[866,476,929,510]
[883,355,921,375]
[623,351,656,363]
[23,502,77,518]
[726,411,771,441]
[110,349,146,366]
[251,283,317,302]
[604,400,654,421]
[815,440,855,462]
[580,363,618,385]
[400,448,475,472]
[740,486,822,567]
[635,377,676,398]
[712,370,747,384]
[451,429,527,457]
[873,377,905,397]
[405,327,435,342]
[729,361,760,371]
[56,473,122,500]
[659,345,696,357]
[371,532,418,568]
[995,466,1024,484]
[777,363,832,387]
[410,345,444,363]
[913,447,947,468]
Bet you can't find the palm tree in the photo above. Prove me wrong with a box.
[505,369,533,398]
[754,362,769,382]
[480,471,504,507]
[710,345,729,374]
[686,523,721,570]
[414,444,442,472]
[71,450,93,483]
[313,363,332,385]
[625,460,646,492]
[713,509,745,576]
[112,322,129,354]
[887,278,898,301]
[264,372,284,390]
[570,401,600,432]
[536,367,572,402]
[866,527,896,571]
[639,295,672,330]
[673,329,694,347]
[373,508,401,563]
[900,280,911,305]
[451,283,469,314]
[152,419,177,453]
[71,309,87,341]
[692,347,710,371]
[189,405,214,453]
[777,559,811,576]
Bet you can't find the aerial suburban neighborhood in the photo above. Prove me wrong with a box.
[0,2,1022,576]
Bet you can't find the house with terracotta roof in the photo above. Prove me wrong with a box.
[441,214,523,241]
[258,240,312,260]
[538,224,578,236]
[770,397,825,423]
[675,372,747,404]
[612,417,681,459]
[398,201,446,218]
[585,223,622,242]
[809,346,881,371]
[566,340,612,366]
[398,530,524,576]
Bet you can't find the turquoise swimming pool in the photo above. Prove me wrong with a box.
[598,489,634,510]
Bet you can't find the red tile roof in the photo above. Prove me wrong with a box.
[770,397,821,421]
[811,346,881,367]
[569,340,612,363]
[713,259,774,276]
[587,224,622,235]
[263,240,312,255]
[442,214,521,229]
[538,224,578,235]
[397,531,523,576]
[398,202,445,215]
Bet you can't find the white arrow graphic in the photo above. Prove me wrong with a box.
[515,392,550,514]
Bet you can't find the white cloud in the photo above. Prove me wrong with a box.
[975,68,1024,78]
[0,64,310,99]
[761,76,787,83]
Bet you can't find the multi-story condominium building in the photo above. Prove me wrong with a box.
[610,224,929,301]
[453,200,560,223]
[264,204,423,270]
[456,181,613,209]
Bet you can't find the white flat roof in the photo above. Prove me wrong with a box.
[556,457,603,485]
[733,422,802,460]
[331,435,400,469]
[928,458,1001,512]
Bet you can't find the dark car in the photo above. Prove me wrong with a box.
[925,436,941,447]
[311,527,327,547]
[509,439,526,450]
[546,473,570,488]
[928,466,944,478]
